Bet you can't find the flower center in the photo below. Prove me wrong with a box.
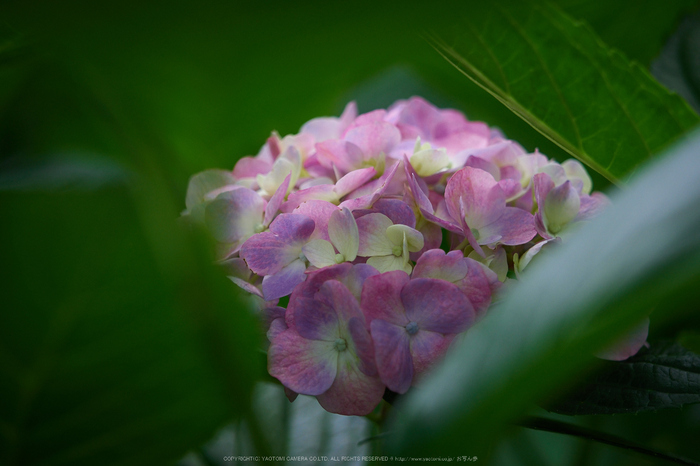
[392,245,403,257]
[470,228,481,241]
[405,321,419,336]
[254,223,265,233]
[334,253,345,264]
[334,338,347,352]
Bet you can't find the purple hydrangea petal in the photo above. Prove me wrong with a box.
[348,316,378,376]
[479,207,536,246]
[460,258,500,316]
[370,319,413,394]
[412,249,469,283]
[240,232,300,276]
[369,198,417,228]
[401,278,474,334]
[315,280,365,327]
[267,317,288,342]
[268,329,337,396]
[293,296,340,341]
[261,258,307,300]
[409,329,454,379]
[315,351,385,415]
[205,187,265,244]
[268,213,316,242]
[360,270,410,327]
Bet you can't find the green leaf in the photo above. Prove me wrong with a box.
[388,129,700,457]
[549,342,700,415]
[0,159,262,466]
[558,0,699,67]
[427,3,699,183]
[652,12,700,114]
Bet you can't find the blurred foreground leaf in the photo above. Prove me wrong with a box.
[389,129,700,458]
[550,342,700,415]
[0,158,261,466]
[429,3,699,183]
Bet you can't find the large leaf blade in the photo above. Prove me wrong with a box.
[428,3,699,182]
[0,161,262,466]
[550,342,700,415]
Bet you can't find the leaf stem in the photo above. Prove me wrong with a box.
[518,416,699,466]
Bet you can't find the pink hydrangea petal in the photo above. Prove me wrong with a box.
[293,200,337,241]
[460,258,500,316]
[348,316,378,376]
[219,257,252,280]
[370,319,413,394]
[344,121,401,158]
[445,167,505,231]
[315,140,365,174]
[334,167,377,198]
[465,155,500,180]
[576,192,610,222]
[261,258,307,300]
[263,173,291,226]
[315,350,385,415]
[268,329,337,396]
[340,160,400,211]
[412,249,469,283]
[293,296,340,341]
[328,207,359,261]
[596,318,650,361]
[230,277,264,298]
[284,184,338,209]
[409,329,454,379]
[300,101,357,142]
[291,263,379,315]
[267,317,288,342]
[361,270,411,326]
[402,278,474,334]
[233,156,272,179]
[205,187,265,243]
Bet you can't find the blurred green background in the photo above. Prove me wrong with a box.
[1,0,699,465]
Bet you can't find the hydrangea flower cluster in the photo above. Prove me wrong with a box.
[183,97,643,416]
